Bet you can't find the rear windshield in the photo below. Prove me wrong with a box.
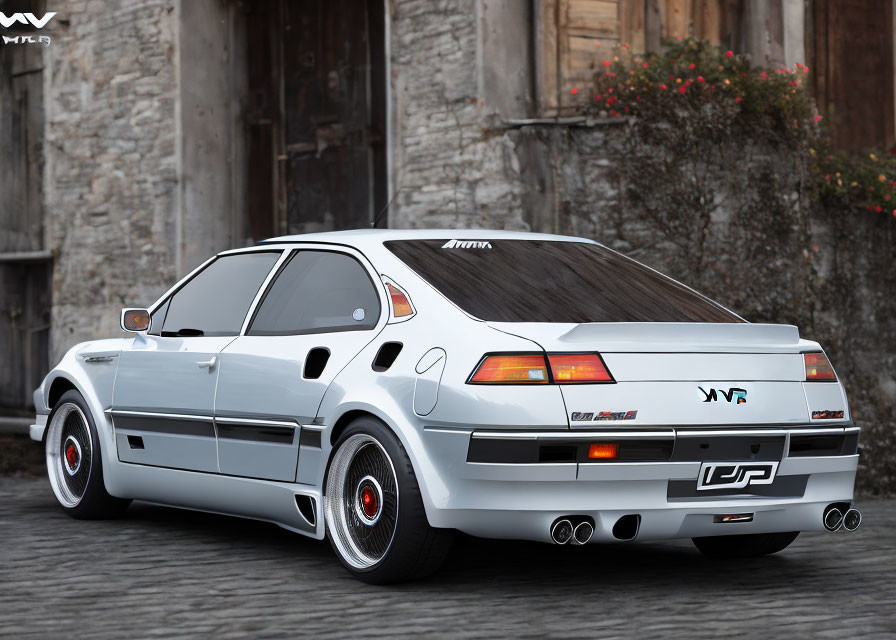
[385,240,742,324]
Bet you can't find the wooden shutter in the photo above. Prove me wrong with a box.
[560,0,620,108]
[537,0,744,114]
[537,0,625,113]
[811,0,895,151]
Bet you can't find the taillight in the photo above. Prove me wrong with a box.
[548,353,613,383]
[468,352,614,384]
[804,352,836,381]
[469,354,549,384]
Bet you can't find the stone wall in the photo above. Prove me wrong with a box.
[43,0,179,360]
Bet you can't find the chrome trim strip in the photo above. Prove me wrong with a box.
[300,424,326,431]
[787,428,849,437]
[675,429,790,438]
[215,416,298,429]
[472,430,675,440]
[111,410,214,422]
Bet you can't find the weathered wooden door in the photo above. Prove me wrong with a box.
[812,0,895,151]
[246,0,387,239]
[0,34,51,412]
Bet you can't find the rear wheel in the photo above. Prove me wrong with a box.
[45,390,130,519]
[324,416,452,584]
[692,531,799,558]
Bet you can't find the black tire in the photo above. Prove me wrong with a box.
[324,416,453,584]
[692,531,800,558]
[45,389,131,519]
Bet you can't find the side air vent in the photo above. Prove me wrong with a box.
[295,495,317,526]
[304,348,330,379]
[372,342,403,372]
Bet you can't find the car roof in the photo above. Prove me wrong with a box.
[260,228,599,249]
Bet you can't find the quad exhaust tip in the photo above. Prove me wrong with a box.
[550,519,574,544]
[573,521,594,545]
[823,506,843,531]
[843,508,862,532]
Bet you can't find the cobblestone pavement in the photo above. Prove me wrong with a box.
[2,477,894,639]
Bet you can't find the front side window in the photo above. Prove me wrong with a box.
[160,252,280,337]
[249,250,380,335]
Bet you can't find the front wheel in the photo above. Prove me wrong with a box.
[692,531,800,558]
[45,389,130,519]
[324,416,453,584]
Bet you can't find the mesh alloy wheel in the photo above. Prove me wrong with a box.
[46,402,93,508]
[325,434,399,570]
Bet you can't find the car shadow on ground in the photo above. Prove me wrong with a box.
[118,499,864,596]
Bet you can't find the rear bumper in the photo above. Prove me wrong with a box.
[419,426,858,542]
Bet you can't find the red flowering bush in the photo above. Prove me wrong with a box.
[814,149,896,218]
[576,37,895,219]
[583,38,815,141]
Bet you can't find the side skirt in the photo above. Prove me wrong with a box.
[106,459,324,539]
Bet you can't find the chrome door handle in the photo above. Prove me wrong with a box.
[197,356,217,370]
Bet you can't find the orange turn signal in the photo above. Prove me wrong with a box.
[386,283,414,317]
[588,443,618,459]
[469,355,549,384]
[804,352,836,381]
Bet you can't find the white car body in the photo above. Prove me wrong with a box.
[31,229,858,551]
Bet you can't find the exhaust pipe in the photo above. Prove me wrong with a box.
[823,506,844,532]
[843,508,862,532]
[572,521,594,545]
[550,519,574,544]
[612,514,641,541]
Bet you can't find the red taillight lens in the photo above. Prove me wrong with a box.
[804,352,836,381]
[548,354,613,383]
[469,355,549,384]
[386,283,414,317]
[588,443,618,459]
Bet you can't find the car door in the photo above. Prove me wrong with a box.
[112,250,281,473]
[214,247,386,482]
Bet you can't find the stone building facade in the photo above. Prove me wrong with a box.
[1,0,895,491]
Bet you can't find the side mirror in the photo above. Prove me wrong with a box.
[121,308,150,333]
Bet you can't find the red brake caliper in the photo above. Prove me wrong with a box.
[65,444,78,468]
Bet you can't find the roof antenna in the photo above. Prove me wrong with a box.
[372,188,401,229]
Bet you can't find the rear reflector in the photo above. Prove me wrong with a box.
[804,352,836,381]
[548,353,613,383]
[714,513,754,523]
[386,283,414,318]
[469,354,549,384]
[588,443,618,459]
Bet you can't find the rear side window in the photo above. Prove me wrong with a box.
[161,252,279,336]
[385,240,742,324]
[248,250,380,335]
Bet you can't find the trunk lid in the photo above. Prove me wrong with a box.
[487,322,838,427]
